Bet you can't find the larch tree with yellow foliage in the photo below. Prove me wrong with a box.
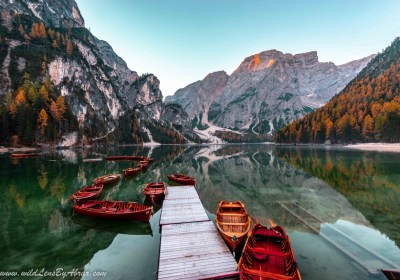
[37,109,48,137]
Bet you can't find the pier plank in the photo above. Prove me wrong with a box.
[158,186,239,280]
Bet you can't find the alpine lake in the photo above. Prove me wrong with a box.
[0,144,399,280]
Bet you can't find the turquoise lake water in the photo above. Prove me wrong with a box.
[0,144,399,279]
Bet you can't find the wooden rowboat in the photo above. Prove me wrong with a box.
[125,156,147,161]
[123,167,142,177]
[144,182,166,203]
[93,174,120,185]
[382,269,400,280]
[73,200,153,222]
[106,155,153,161]
[11,153,39,158]
[138,160,149,169]
[216,200,251,251]
[167,174,195,185]
[238,224,302,280]
[69,185,104,204]
[105,156,127,161]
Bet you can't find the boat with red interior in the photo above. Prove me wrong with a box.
[216,200,251,251]
[382,269,400,280]
[138,160,149,169]
[123,167,142,177]
[93,174,120,185]
[238,223,302,280]
[73,200,153,221]
[144,182,166,203]
[11,153,39,158]
[105,155,127,161]
[167,173,195,185]
[69,185,104,204]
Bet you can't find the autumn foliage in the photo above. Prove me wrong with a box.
[0,74,70,144]
[276,38,400,144]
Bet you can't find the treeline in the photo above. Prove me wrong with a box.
[145,120,186,144]
[276,38,400,144]
[0,74,77,145]
[214,130,272,143]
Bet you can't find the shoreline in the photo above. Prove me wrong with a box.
[0,146,38,154]
[2,142,400,154]
[344,143,400,153]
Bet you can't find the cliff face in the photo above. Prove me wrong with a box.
[0,0,191,145]
[276,37,400,144]
[167,50,373,141]
[165,71,229,121]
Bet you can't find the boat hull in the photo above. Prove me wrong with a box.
[167,174,195,185]
[238,224,302,280]
[11,153,39,158]
[73,200,152,222]
[70,185,104,204]
[144,182,166,203]
[93,174,120,185]
[123,167,141,177]
[216,200,251,251]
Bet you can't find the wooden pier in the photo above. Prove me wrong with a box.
[158,186,239,280]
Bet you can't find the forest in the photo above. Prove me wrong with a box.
[0,16,79,146]
[276,38,400,144]
[0,15,188,146]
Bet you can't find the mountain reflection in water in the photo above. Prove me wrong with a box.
[0,144,398,280]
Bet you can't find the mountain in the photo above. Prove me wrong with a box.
[276,37,400,144]
[0,0,195,146]
[166,50,373,142]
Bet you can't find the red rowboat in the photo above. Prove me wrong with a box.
[73,200,153,222]
[216,201,251,251]
[106,155,153,161]
[123,167,142,177]
[138,160,149,169]
[69,185,104,204]
[11,153,39,158]
[105,156,127,161]
[238,224,302,280]
[93,174,120,185]
[125,156,147,161]
[382,269,400,280]
[144,182,166,203]
[167,174,195,185]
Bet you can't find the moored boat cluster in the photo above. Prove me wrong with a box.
[70,155,196,224]
[70,155,156,222]
[215,201,302,279]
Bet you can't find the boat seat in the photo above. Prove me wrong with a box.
[241,267,297,280]
[218,213,246,216]
[249,247,290,260]
[218,222,246,226]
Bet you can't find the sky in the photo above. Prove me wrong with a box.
[76,0,400,97]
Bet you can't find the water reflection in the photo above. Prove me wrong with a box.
[275,146,400,246]
[0,145,399,280]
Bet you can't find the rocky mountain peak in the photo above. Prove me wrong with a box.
[204,70,228,81]
[0,0,195,146]
[1,0,84,28]
[237,50,321,73]
[168,48,373,142]
[293,51,319,66]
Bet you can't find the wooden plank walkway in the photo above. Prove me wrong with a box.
[158,186,239,280]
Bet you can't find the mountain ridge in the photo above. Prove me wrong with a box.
[0,0,196,146]
[166,49,374,142]
[276,37,400,144]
